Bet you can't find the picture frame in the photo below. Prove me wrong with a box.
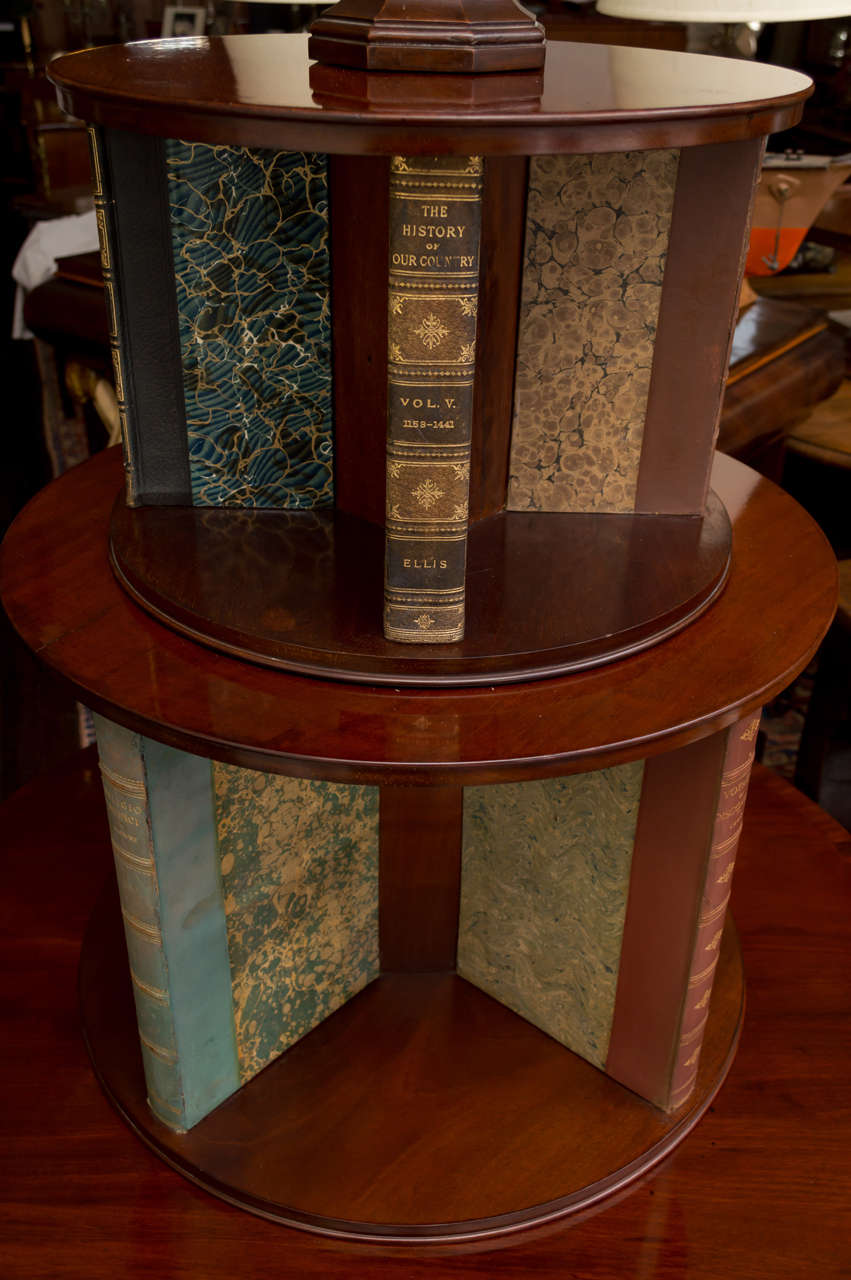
[161,6,207,37]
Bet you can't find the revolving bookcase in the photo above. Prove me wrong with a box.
[0,31,838,1242]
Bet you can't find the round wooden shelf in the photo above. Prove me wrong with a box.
[0,447,836,783]
[109,492,731,686]
[47,34,811,154]
[5,757,850,1276]
[80,873,743,1242]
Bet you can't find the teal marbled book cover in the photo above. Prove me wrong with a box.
[213,765,380,1083]
[457,764,644,1068]
[166,141,333,508]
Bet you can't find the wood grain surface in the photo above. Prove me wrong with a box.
[78,868,742,1238]
[605,732,730,1106]
[0,448,836,783]
[468,155,526,522]
[1,757,848,1275]
[635,138,764,514]
[379,784,463,971]
[107,485,733,686]
[722,326,846,468]
[47,35,811,154]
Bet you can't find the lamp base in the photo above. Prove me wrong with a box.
[307,0,546,73]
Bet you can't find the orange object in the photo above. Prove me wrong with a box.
[746,225,810,276]
[747,158,851,277]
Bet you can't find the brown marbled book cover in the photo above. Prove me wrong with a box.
[507,150,679,514]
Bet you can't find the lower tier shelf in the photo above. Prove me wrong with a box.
[4,756,849,1276]
[80,878,743,1243]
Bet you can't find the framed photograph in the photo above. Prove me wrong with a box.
[161,6,207,37]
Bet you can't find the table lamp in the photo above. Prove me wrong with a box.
[598,2,851,288]
[597,0,849,56]
[596,1,850,22]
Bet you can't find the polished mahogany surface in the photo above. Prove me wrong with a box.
[0,447,836,783]
[48,35,811,153]
[80,876,742,1239]
[2,758,849,1274]
[108,493,732,686]
[721,300,846,479]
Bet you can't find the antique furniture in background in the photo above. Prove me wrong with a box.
[718,296,845,479]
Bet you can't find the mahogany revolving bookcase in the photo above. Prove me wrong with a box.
[0,31,838,1243]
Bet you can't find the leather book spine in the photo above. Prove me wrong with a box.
[384,155,483,644]
[668,712,761,1109]
[87,125,139,506]
[93,716,187,1131]
[87,127,192,506]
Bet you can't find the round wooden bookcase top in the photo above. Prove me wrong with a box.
[0,448,837,784]
[48,34,812,153]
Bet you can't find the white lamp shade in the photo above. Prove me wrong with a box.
[597,0,850,20]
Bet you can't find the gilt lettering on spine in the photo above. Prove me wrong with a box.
[384,156,483,644]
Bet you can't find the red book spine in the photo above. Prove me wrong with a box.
[669,711,761,1109]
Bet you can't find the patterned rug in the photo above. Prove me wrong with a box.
[759,662,816,781]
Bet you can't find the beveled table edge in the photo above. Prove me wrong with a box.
[0,448,837,784]
[48,35,812,155]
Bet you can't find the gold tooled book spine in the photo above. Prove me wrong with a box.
[94,719,187,1130]
[668,712,761,1110]
[384,155,483,644]
[87,126,138,506]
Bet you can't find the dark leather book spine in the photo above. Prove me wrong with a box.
[88,126,192,506]
[384,156,483,644]
[87,125,140,505]
[668,712,761,1109]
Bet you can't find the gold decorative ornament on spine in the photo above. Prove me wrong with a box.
[384,155,483,644]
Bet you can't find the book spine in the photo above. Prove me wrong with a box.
[94,717,187,1131]
[384,155,483,644]
[669,712,761,1109]
[87,126,139,507]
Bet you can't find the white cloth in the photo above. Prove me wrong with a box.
[11,209,100,339]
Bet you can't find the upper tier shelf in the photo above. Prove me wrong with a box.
[0,448,836,784]
[48,34,812,153]
[108,490,732,687]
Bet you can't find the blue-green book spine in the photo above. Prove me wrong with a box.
[94,717,185,1129]
[93,717,381,1132]
[94,716,242,1132]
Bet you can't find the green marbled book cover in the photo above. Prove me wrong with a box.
[96,713,380,1129]
[458,764,644,1068]
[213,764,380,1083]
